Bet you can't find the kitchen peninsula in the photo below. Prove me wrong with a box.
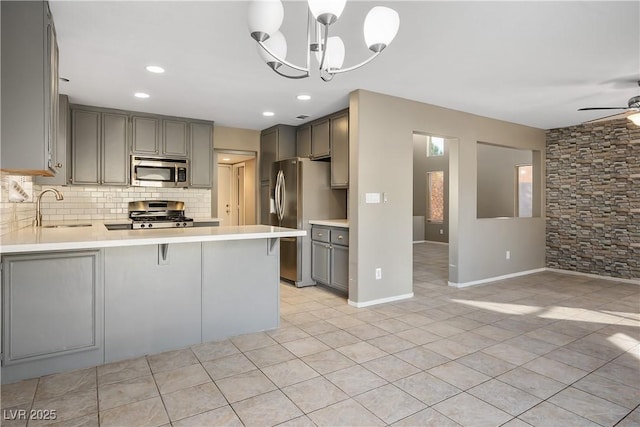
[0,224,305,383]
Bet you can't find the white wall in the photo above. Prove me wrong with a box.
[349,90,546,305]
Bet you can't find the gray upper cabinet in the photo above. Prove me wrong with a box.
[260,125,296,182]
[163,119,189,157]
[36,95,70,185]
[330,111,349,188]
[190,122,214,188]
[1,1,59,176]
[311,119,330,159]
[71,105,128,186]
[131,115,160,155]
[102,113,129,185]
[296,125,312,158]
[132,115,189,157]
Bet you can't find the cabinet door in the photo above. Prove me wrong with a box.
[131,115,160,154]
[330,244,349,292]
[296,125,311,158]
[2,251,103,380]
[0,1,56,174]
[311,241,331,285]
[260,128,278,182]
[330,112,349,188]
[37,95,69,185]
[104,243,202,362]
[311,119,330,159]
[163,119,188,157]
[71,108,101,184]
[190,122,213,188]
[102,112,129,185]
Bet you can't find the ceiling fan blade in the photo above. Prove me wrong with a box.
[578,107,627,111]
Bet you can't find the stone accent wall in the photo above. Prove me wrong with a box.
[546,118,640,279]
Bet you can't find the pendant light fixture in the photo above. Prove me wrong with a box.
[248,0,400,81]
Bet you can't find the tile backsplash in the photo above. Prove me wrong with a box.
[1,178,211,236]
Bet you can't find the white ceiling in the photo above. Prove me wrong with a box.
[49,1,639,131]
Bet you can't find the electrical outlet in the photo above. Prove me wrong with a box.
[375,268,382,280]
[506,250,511,260]
[439,229,444,235]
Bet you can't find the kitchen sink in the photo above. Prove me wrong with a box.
[192,221,220,228]
[104,223,133,231]
[42,224,92,228]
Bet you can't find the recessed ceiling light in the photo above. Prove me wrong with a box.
[134,92,150,99]
[222,158,231,161]
[263,111,275,117]
[297,94,311,101]
[145,65,165,74]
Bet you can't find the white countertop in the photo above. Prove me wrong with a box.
[0,222,306,254]
[308,219,349,228]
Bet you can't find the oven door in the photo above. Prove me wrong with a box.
[131,157,189,187]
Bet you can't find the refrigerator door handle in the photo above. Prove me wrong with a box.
[279,170,286,222]
[274,171,281,220]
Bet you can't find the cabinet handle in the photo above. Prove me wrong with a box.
[55,163,63,168]
[317,233,323,237]
[337,235,343,239]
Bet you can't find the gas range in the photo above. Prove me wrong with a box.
[128,200,194,229]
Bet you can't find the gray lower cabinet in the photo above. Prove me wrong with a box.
[71,105,129,185]
[1,250,103,383]
[104,243,201,363]
[311,226,349,292]
[202,239,280,341]
[311,240,331,285]
[190,122,213,187]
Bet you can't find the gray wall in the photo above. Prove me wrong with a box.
[546,118,639,279]
[477,142,533,218]
[413,134,450,243]
[349,90,546,304]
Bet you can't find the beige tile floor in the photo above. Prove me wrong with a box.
[2,242,639,426]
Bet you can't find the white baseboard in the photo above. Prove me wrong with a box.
[412,240,426,244]
[424,240,449,246]
[348,292,414,308]
[545,268,640,285]
[448,268,547,288]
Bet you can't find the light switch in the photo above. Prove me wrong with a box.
[365,193,381,204]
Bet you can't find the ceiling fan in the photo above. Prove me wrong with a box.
[578,80,640,125]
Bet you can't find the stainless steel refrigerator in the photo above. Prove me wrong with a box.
[271,158,346,287]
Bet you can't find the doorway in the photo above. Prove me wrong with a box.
[412,132,456,286]
[213,150,257,226]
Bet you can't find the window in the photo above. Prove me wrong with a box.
[427,136,444,157]
[516,164,532,217]
[427,171,444,222]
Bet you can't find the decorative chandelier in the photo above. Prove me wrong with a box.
[248,0,400,81]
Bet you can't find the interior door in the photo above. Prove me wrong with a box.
[217,164,232,225]
[233,163,246,226]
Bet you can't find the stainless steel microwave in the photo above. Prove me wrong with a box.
[131,156,189,188]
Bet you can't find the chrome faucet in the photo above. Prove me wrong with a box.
[35,188,64,226]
